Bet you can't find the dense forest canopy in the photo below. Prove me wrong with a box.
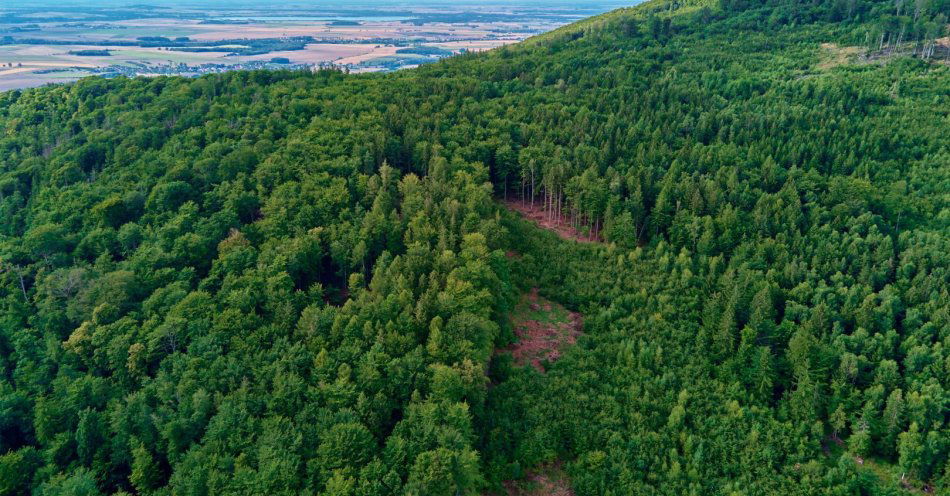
[0,0,948,494]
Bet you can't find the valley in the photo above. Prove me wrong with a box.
[0,1,630,90]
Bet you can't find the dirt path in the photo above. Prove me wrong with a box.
[503,200,600,243]
[501,288,582,373]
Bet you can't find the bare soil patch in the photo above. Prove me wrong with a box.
[492,462,574,496]
[504,200,600,243]
[502,289,582,372]
[817,42,863,70]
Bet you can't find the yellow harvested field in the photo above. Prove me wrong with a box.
[189,26,330,41]
[334,45,401,65]
[18,62,97,68]
[0,67,39,76]
[239,44,371,64]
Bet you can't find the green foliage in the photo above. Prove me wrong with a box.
[0,0,947,494]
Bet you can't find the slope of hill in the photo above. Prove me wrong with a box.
[0,0,947,494]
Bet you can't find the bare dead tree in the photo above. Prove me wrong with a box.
[0,261,29,302]
[51,267,87,300]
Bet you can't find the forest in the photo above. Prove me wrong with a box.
[0,0,948,494]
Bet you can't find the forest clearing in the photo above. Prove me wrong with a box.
[497,463,574,496]
[501,288,583,372]
[503,200,602,243]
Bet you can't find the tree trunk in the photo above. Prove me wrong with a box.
[544,188,554,222]
[529,169,535,208]
[12,266,28,302]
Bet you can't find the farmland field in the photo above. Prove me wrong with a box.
[0,1,630,89]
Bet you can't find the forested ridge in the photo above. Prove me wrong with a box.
[0,0,948,494]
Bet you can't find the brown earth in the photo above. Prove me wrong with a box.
[502,288,582,373]
[817,42,863,70]
[504,200,600,243]
[489,462,574,496]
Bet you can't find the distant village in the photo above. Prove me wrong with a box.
[34,59,317,80]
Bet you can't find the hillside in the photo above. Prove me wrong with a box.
[0,0,948,495]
